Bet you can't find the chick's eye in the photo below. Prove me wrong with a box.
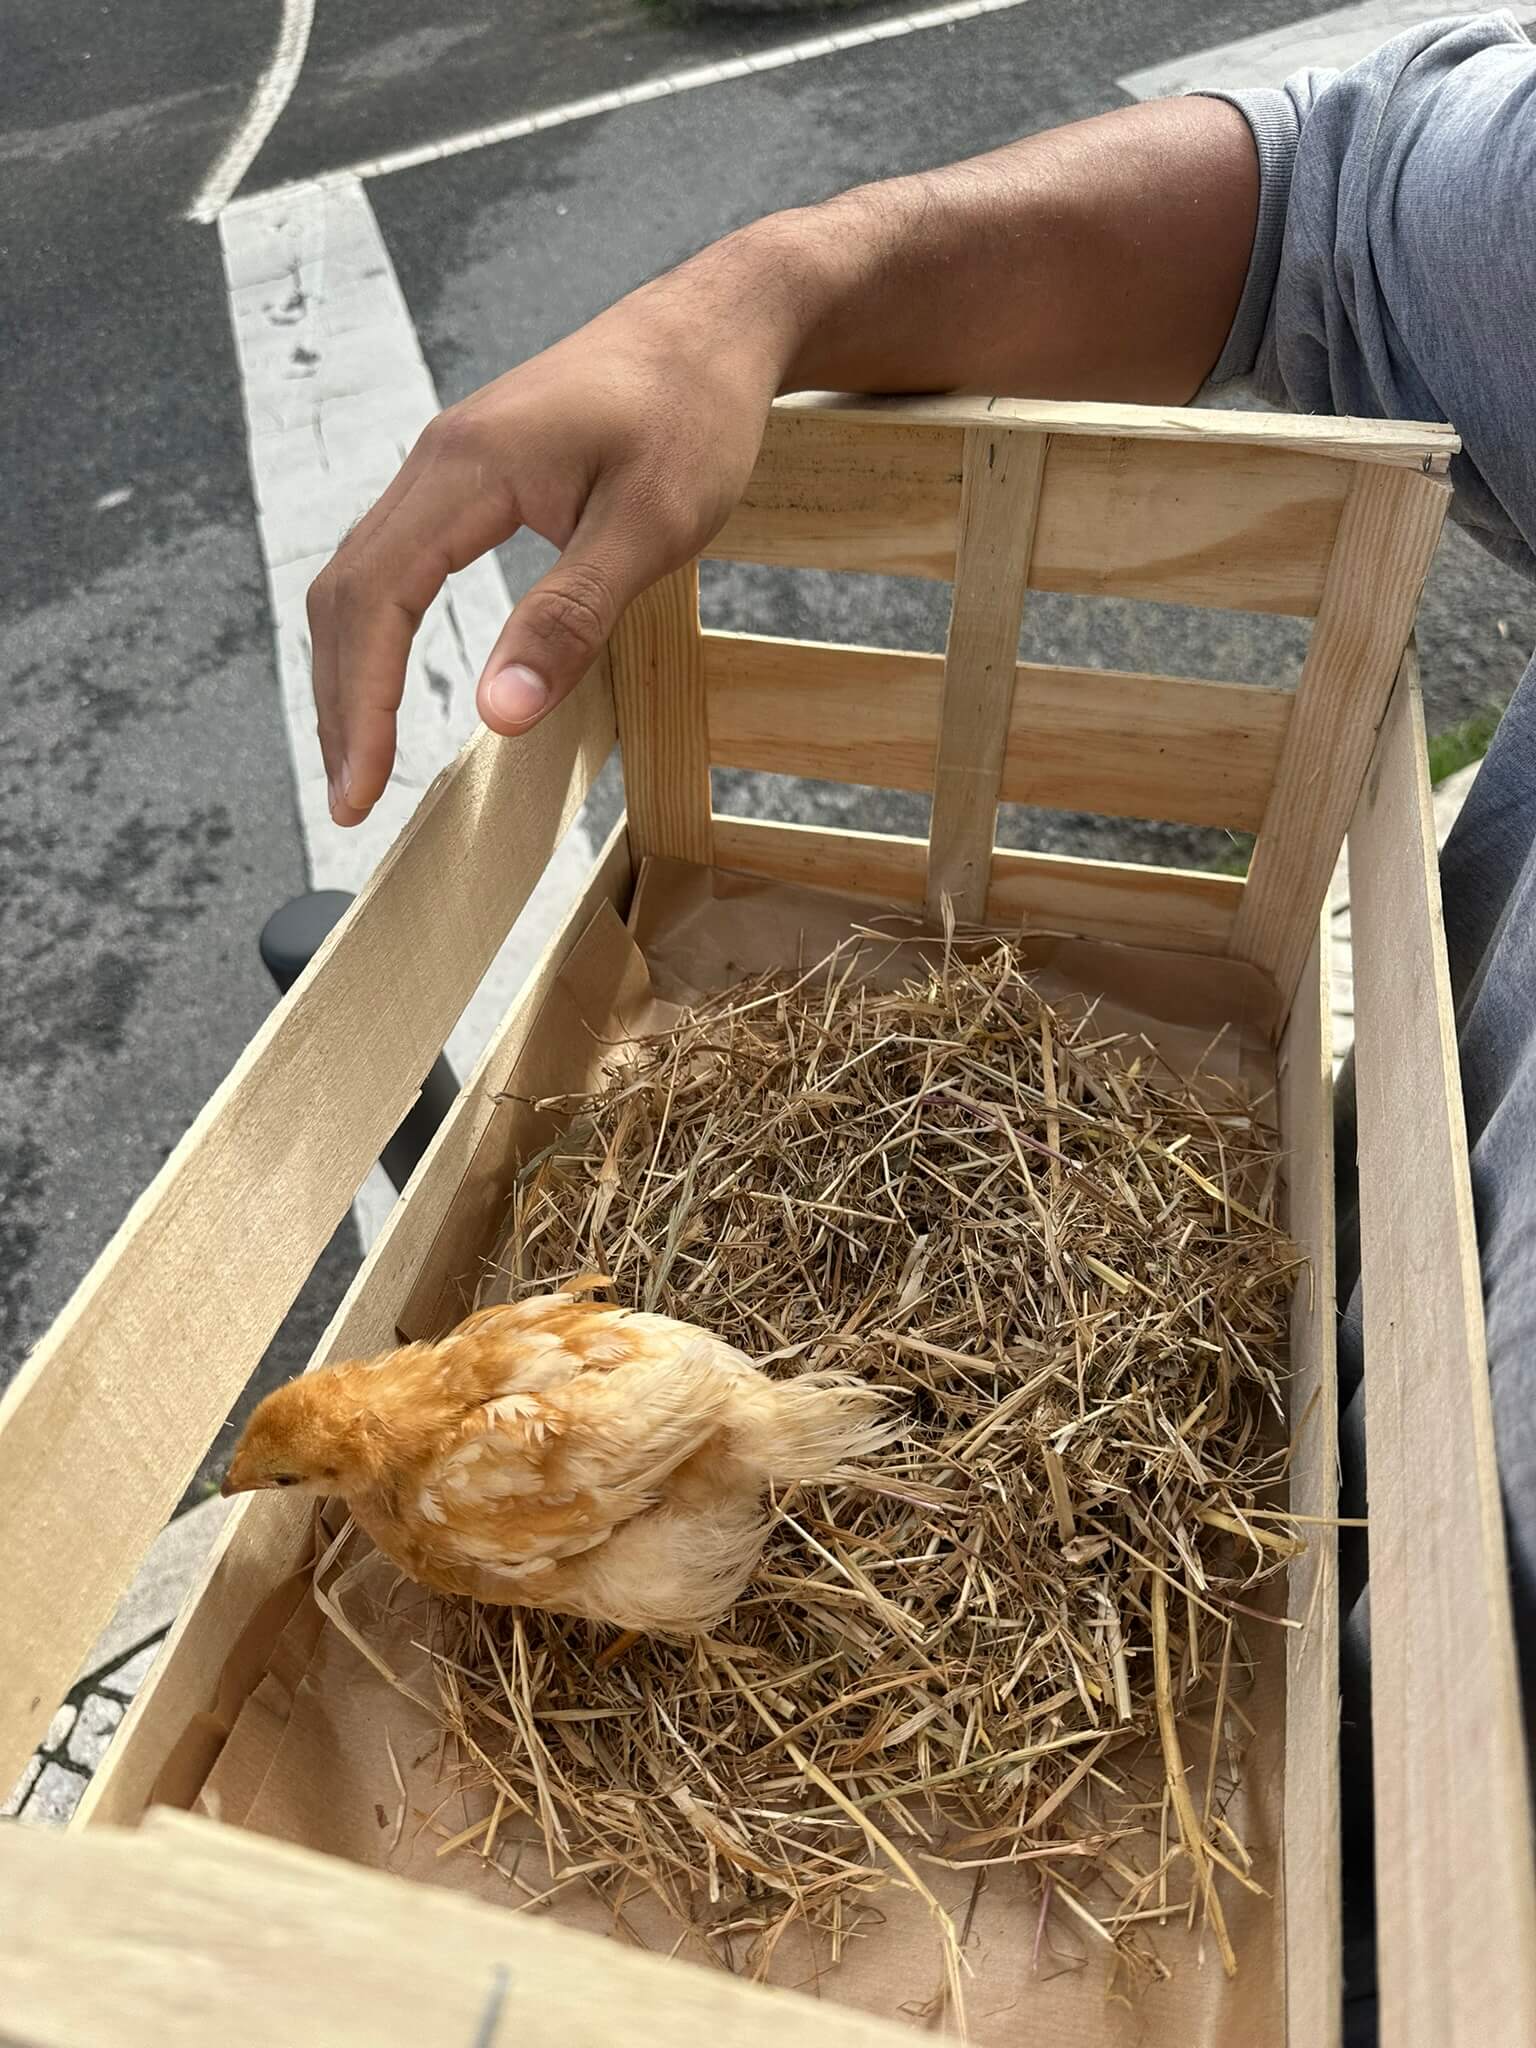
[273,1474,299,1488]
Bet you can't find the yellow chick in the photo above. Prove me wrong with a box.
[221,1292,894,1634]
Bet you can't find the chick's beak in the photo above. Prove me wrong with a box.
[219,1468,243,1498]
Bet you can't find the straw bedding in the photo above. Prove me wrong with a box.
[364,934,1302,2008]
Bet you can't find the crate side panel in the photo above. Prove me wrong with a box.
[1277,926,1341,2048]
[0,682,615,1793]
[1231,471,1451,1006]
[710,814,1243,954]
[75,829,633,1830]
[704,634,1291,833]
[1349,675,1536,2047]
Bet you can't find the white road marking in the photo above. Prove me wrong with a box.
[221,0,1038,208]
[220,175,602,1243]
[188,0,317,224]
[1119,0,1464,100]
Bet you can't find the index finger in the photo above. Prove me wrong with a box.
[308,432,520,824]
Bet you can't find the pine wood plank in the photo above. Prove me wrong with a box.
[710,814,1244,953]
[2,1811,913,2048]
[76,828,634,1830]
[777,390,1458,472]
[1030,434,1352,616]
[0,683,616,1795]
[609,560,712,864]
[713,409,1357,616]
[1276,925,1341,2048]
[926,427,1047,919]
[1230,467,1450,1005]
[1348,668,1536,2048]
[711,411,964,578]
[703,632,1291,832]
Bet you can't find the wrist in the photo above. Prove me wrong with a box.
[627,208,845,399]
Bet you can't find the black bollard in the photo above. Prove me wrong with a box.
[258,891,461,1193]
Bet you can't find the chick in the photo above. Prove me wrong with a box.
[221,1291,895,1634]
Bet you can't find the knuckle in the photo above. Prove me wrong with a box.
[529,565,615,662]
[305,567,337,626]
[419,403,481,466]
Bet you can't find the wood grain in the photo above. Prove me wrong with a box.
[1230,466,1450,1005]
[703,632,1291,832]
[1030,434,1352,616]
[609,560,712,864]
[710,814,1244,954]
[776,390,1458,472]
[711,411,964,578]
[76,829,634,1831]
[926,427,1047,919]
[1347,668,1536,2048]
[0,679,616,1795]
[2,1810,913,2048]
[1277,926,1341,2048]
[713,408,1357,616]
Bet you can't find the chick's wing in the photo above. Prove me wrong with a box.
[413,1308,739,1587]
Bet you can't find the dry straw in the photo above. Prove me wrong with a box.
[363,933,1304,2009]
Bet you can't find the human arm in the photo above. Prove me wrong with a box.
[309,96,1259,824]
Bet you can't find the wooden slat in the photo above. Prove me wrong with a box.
[704,632,1291,832]
[77,827,634,1830]
[0,680,616,1795]
[706,633,943,788]
[1277,925,1341,2048]
[710,814,1244,954]
[711,410,964,578]
[1030,434,1352,616]
[1347,668,1536,2048]
[1230,467,1450,1004]
[609,560,712,864]
[777,389,1458,472]
[713,408,1356,616]
[926,427,1047,919]
[3,1810,913,2048]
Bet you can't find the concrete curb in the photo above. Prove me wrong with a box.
[75,1492,232,1683]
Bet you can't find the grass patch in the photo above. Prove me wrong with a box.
[1211,833,1254,878]
[1199,700,1506,878]
[1427,702,1505,785]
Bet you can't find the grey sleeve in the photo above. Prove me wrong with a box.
[1200,12,1536,577]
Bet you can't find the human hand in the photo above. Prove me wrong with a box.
[308,243,797,825]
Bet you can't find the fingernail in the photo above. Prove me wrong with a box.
[485,664,549,727]
[328,761,355,822]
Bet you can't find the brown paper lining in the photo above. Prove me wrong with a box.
[186,856,1292,2047]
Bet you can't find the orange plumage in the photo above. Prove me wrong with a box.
[221,1292,895,1633]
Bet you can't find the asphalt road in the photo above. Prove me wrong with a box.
[6,0,1534,1505]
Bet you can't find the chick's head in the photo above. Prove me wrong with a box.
[221,1373,370,1499]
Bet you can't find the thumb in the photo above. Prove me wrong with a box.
[476,486,679,735]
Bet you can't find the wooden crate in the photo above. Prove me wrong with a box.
[2,396,1533,2048]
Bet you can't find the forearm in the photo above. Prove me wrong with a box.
[678,96,1259,407]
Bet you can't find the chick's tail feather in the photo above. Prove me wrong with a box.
[751,1372,900,1484]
